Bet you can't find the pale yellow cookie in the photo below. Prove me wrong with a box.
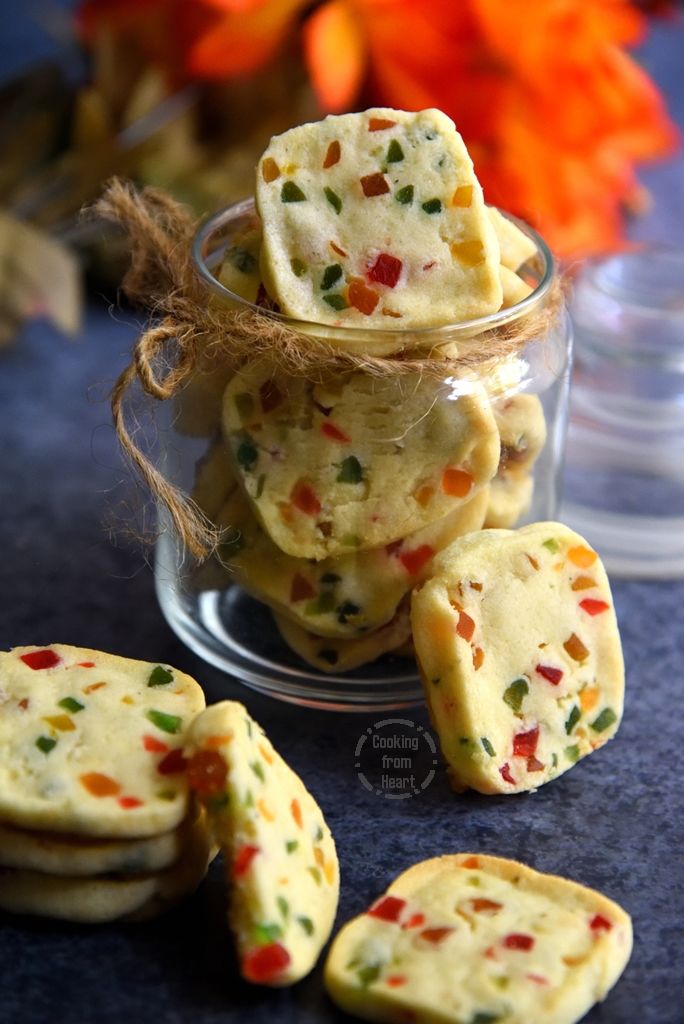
[0,645,205,837]
[492,393,547,474]
[488,207,538,272]
[185,701,339,985]
[273,601,412,672]
[324,853,632,1024]
[500,265,533,308]
[223,359,499,560]
[411,523,624,794]
[484,470,534,529]
[256,108,502,330]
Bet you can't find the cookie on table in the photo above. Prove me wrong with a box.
[192,443,490,637]
[185,701,339,985]
[256,108,502,330]
[273,600,412,672]
[324,853,632,1024]
[0,645,205,837]
[223,359,499,560]
[484,470,534,529]
[0,815,215,923]
[0,810,207,877]
[411,523,624,794]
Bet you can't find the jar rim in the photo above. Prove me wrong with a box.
[192,197,556,342]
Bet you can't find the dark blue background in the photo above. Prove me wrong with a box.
[1,5,683,1023]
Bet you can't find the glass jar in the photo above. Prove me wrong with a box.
[154,199,571,710]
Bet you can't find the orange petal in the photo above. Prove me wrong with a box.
[186,0,303,78]
[302,0,366,111]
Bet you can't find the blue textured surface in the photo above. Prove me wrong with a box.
[1,7,684,1024]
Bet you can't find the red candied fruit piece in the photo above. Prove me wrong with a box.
[499,763,516,785]
[503,933,535,951]
[536,664,563,685]
[368,118,397,131]
[291,482,321,516]
[512,726,539,759]
[20,649,61,670]
[321,421,351,443]
[119,796,143,809]
[186,749,227,796]
[527,755,545,773]
[323,140,341,168]
[360,173,390,197]
[233,843,260,878]
[367,253,402,288]
[590,913,612,932]
[77,661,95,668]
[420,927,454,944]
[143,734,169,754]
[579,598,610,616]
[399,545,434,576]
[290,573,316,603]
[471,899,502,914]
[157,747,187,775]
[402,912,426,929]
[242,942,291,983]
[367,895,406,922]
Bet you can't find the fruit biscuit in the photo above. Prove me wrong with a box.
[186,701,339,985]
[325,853,632,1024]
[411,523,624,794]
[0,645,205,837]
[192,441,490,638]
[223,359,499,560]
[256,108,502,330]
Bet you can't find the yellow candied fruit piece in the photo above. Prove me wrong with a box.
[121,695,135,705]
[261,157,280,183]
[324,858,336,885]
[568,545,597,568]
[580,686,600,713]
[284,163,298,175]
[258,743,274,765]
[257,798,276,822]
[414,485,435,507]
[314,846,325,867]
[451,185,473,207]
[571,575,597,591]
[42,714,75,732]
[451,240,484,266]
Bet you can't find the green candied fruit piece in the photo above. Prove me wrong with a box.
[207,791,229,812]
[565,744,580,763]
[297,915,314,936]
[357,963,382,987]
[255,474,266,499]
[253,922,283,945]
[285,839,299,854]
[290,257,307,278]
[336,600,360,624]
[386,140,405,163]
[58,696,85,712]
[234,392,254,421]
[147,665,173,688]
[146,709,182,734]
[314,825,324,842]
[321,264,343,290]
[591,707,618,733]
[236,436,258,472]
[337,455,363,484]
[481,737,496,757]
[319,572,341,585]
[395,185,414,205]
[250,760,265,782]
[276,895,289,919]
[324,187,342,214]
[281,181,306,202]
[471,1014,502,1024]
[565,705,581,735]
[421,198,442,214]
[36,736,57,754]
[542,538,560,553]
[323,294,347,311]
[304,591,336,616]
[308,866,322,886]
[340,533,361,547]
[503,677,529,712]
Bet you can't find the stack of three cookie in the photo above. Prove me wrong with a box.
[0,645,214,922]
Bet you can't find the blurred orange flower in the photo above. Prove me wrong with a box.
[78,0,678,257]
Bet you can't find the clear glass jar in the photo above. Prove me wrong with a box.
[154,199,571,710]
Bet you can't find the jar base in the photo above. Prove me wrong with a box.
[155,540,424,711]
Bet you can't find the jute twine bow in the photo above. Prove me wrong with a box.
[93,178,564,560]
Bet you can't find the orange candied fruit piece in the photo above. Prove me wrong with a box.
[291,482,321,517]
[571,575,597,591]
[261,157,280,183]
[323,140,341,168]
[451,185,473,207]
[368,117,396,131]
[80,772,121,798]
[568,545,597,568]
[442,467,474,497]
[472,646,485,670]
[258,798,276,822]
[451,240,484,266]
[456,610,475,642]
[348,278,380,316]
[413,485,434,508]
[461,856,479,869]
[291,798,303,828]
[186,749,227,797]
[258,743,274,765]
[580,687,599,713]
[563,633,589,662]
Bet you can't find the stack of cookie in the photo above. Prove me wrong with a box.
[180,107,548,672]
[0,644,214,922]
